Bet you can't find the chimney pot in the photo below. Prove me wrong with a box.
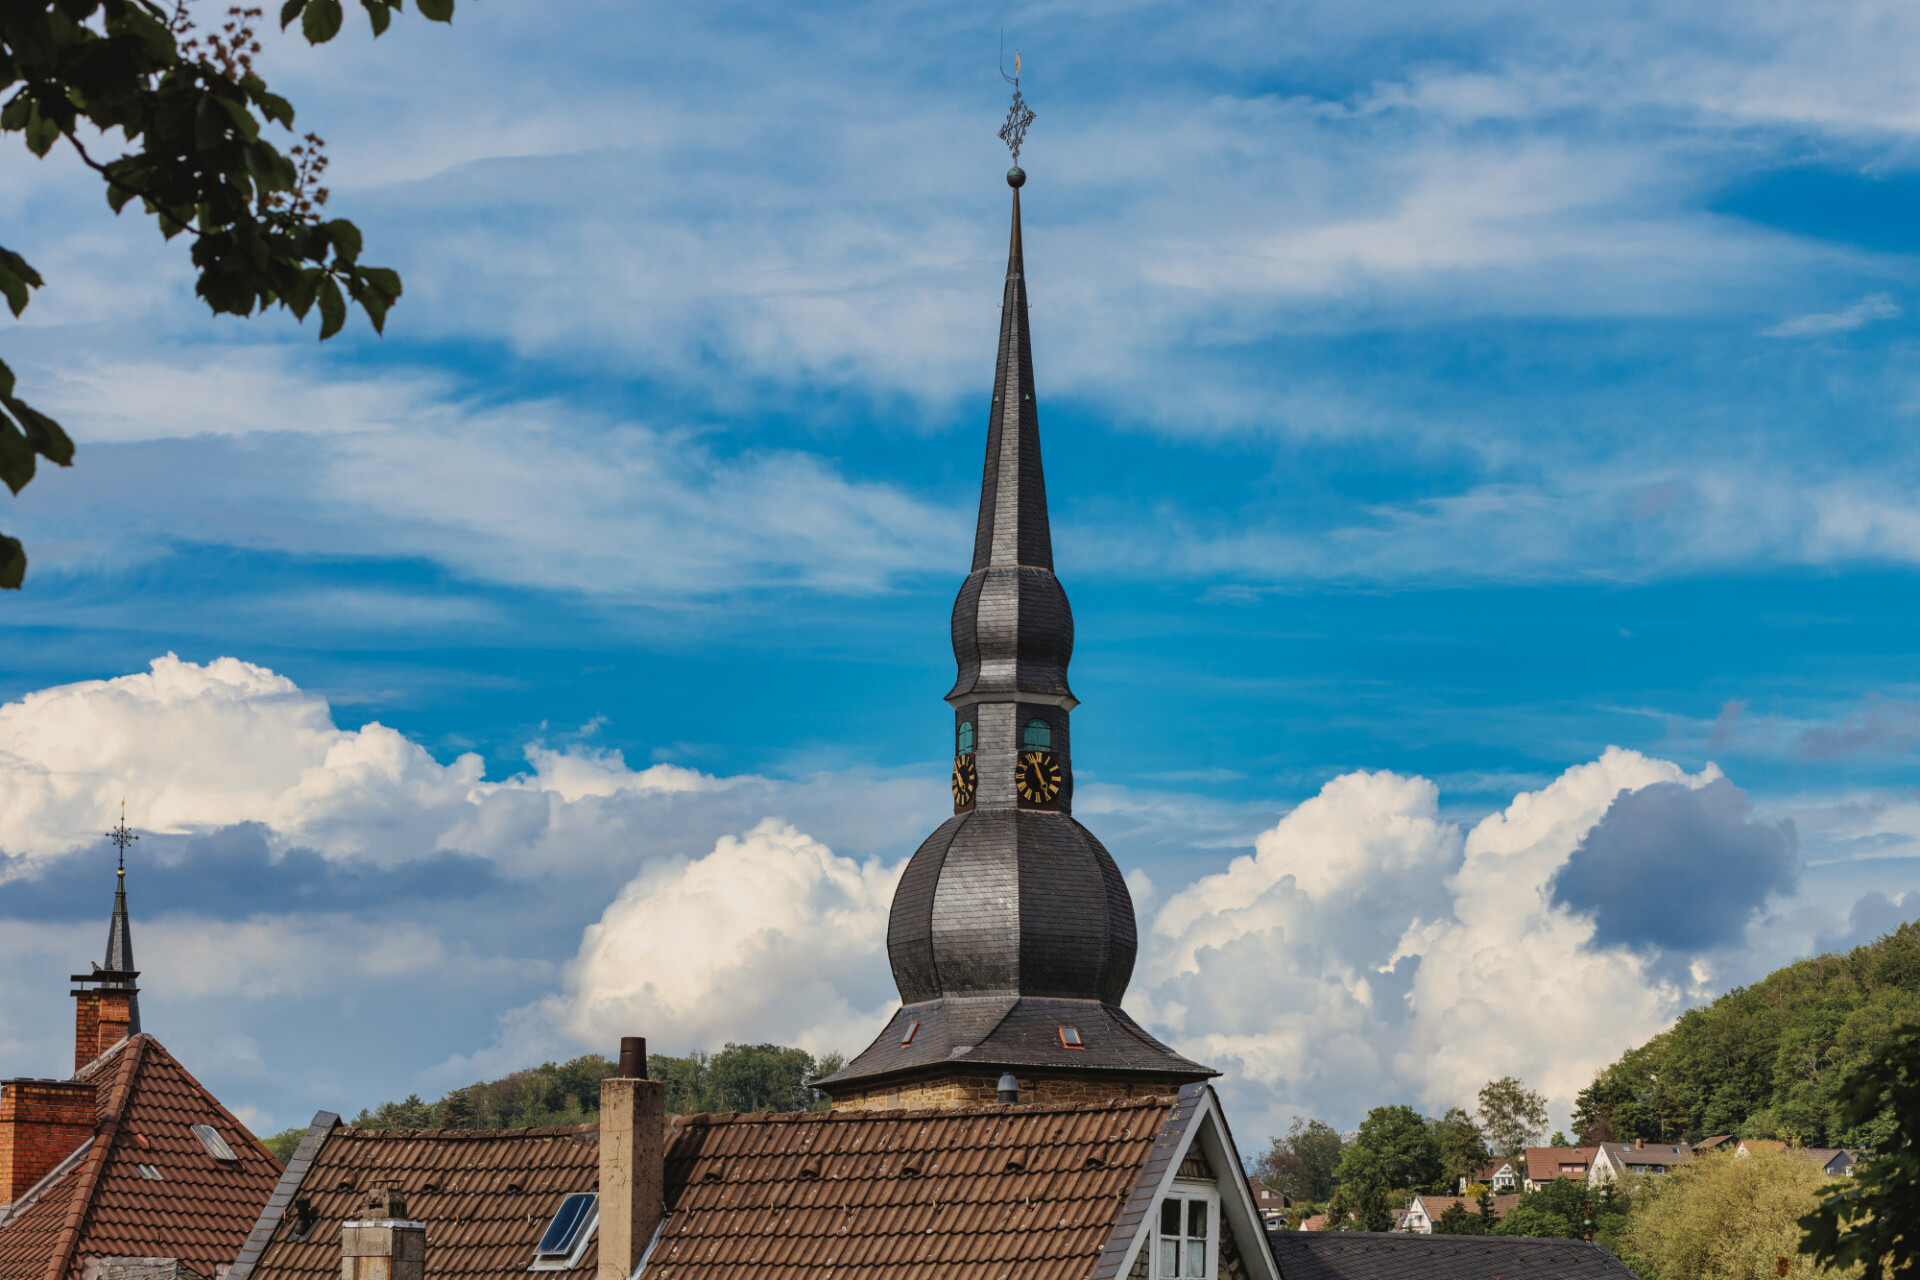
[599,1041,665,1280]
[996,1073,1020,1104]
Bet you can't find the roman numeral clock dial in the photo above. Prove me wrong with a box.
[1017,750,1062,805]
[951,754,977,808]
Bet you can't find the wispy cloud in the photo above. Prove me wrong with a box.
[1762,294,1901,337]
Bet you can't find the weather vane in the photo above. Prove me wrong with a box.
[998,38,1035,166]
[106,799,138,875]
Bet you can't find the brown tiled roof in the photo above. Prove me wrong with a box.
[1271,1234,1638,1279]
[1600,1141,1691,1168]
[1694,1135,1733,1151]
[1410,1194,1519,1222]
[0,1035,281,1280]
[232,1120,601,1280]
[645,1091,1186,1280]
[1522,1147,1595,1182]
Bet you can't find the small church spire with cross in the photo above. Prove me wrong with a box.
[96,800,142,1036]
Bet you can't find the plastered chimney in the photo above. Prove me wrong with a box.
[341,1189,424,1280]
[597,1037,664,1280]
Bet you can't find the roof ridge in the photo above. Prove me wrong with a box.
[667,1095,1177,1126]
[339,1122,598,1139]
[42,1033,147,1280]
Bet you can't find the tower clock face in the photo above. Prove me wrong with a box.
[1017,750,1063,805]
[951,754,977,808]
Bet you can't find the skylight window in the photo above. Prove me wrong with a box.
[1058,1026,1084,1049]
[900,1020,920,1047]
[529,1192,598,1271]
[192,1123,239,1163]
[136,1164,164,1181]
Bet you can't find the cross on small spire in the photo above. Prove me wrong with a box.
[106,798,138,875]
[998,47,1035,165]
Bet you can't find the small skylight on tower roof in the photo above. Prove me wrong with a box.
[1058,1026,1084,1049]
[191,1123,238,1163]
[529,1192,597,1271]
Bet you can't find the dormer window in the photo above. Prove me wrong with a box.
[1023,719,1051,751]
[530,1192,598,1271]
[956,722,974,756]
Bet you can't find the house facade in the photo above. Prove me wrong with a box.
[1734,1141,1855,1177]
[0,860,279,1280]
[1398,1194,1520,1234]
[1588,1140,1693,1185]
[1523,1146,1596,1190]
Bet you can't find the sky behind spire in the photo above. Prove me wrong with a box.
[0,0,1917,1140]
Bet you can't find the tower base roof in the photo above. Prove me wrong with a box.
[816,995,1214,1099]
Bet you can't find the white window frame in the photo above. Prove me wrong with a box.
[1152,1180,1220,1280]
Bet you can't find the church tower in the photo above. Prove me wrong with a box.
[818,155,1215,1111]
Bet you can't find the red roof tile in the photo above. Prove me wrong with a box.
[0,1036,281,1280]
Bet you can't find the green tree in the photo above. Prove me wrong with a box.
[1478,1076,1548,1170]
[1337,1105,1443,1199]
[1256,1117,1347,1203]
[1549,1130,1572,1147]
[261,1125,304,1162]
[1799,1022,1920,1280]
[1624,1149,1860,1280]
[1432,1106,1492,1192]
[708,1042,819,1112]
[1435,1201,1486,1235]
[1492,1178,1588,1239]
[0,0,450,587]
[353,1092,434,1128]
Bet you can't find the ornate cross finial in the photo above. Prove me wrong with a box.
[998,44,1034,165]
[106,799,138,875]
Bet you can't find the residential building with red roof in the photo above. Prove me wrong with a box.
[0,850,280,1280]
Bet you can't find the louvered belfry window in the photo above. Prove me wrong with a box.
[1023,719,1050,750]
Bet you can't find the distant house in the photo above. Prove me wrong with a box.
[234,1041,1283,1280]
[1589,1140,1693,1184]
[1734,1141,1855,1177]
[1298,1214,1331,1232]
[1399,1194,1521,1234]
[1248,1179,1291,1229]
[1459,1159,1518,1193]
[1694,1135,1734,1152]
[1523,1146,1596,1190]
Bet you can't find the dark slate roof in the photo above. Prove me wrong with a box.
[645,1090,1192,1280]
[231,1119,601,1280]
[1269,1233,1639,1280]
[0,1036,280,1280]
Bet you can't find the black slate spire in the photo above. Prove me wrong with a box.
[101,804,142,1034]
[818,161,1214,1104]
[972,181,1052,574]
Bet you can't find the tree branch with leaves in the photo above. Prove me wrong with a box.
[0,0,452,588]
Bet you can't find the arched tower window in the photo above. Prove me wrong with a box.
[956,722,974,756]
[1023,719,1052,751]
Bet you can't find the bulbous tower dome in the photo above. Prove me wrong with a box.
[818,169,1214,1108]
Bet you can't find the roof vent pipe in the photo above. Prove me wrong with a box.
[619,1036,646,1080]
[997,1073,1019,1104]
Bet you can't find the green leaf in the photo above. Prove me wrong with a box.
[0,247,44,292]
[317,275,346,339]
[3,397,74,466]
[0,265,29,319]
[0,99,31,132]
[259,91,297,129]
[280,0,308,29]
[24,104,59,158]
[361,0,393,35]
[0,417,37,494]
[360,266,403,300]
[216,97,262,143]
[0,534,24,591]
[416,0,454,20]
[0,359,13,399]
[324,218,363,266]
[302,0,345,43]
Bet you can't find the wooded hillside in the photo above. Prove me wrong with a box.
[1575,920,1920,1148]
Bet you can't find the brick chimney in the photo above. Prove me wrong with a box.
[72,971,138,1073]
[597,1037,665,1280]
[0,1079,96,1204]
[341,1189,425,1280]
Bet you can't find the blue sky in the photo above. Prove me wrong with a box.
[3,0,1920,1142]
